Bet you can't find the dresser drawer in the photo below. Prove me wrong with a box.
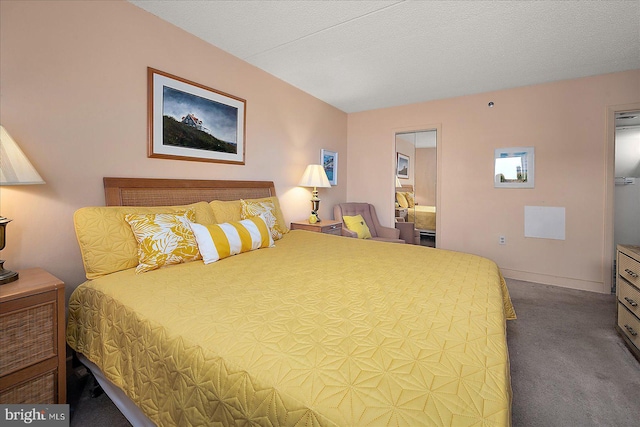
[618,279,640,317]
[0,295,56,376]
[0,371,55,404]
[618,252,640,288]
[321,223,342,235]
[618,304,640,350]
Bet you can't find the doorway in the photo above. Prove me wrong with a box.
[605,103,640,293]
[613,110,640,292]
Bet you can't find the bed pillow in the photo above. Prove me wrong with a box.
[125,210,201,274]
[396,192,409,208]
[210,197,289,234]
[405,192,415,208]
[240,199,285,240]
[73,201,216,279]
[342,214,372,239]
[190,216,274,264]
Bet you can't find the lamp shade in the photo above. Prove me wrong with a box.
[0,126,45,185]
[395,176,402,188]
[298,164,330,188]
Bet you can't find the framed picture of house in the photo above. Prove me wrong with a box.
[396,152,410,179]
[494,147,535,188]
[148,68,246,164]
[321,149,338,185]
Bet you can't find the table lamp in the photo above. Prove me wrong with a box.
[0,125,45,284]
[298,164,330,222]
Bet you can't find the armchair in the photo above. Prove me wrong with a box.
[395,218,420,245]
[334,203,405,244]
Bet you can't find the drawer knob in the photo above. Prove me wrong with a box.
[624,324,638,336]
[625,268,639,279]
[624,297,638,307]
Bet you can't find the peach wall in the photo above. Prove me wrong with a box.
[0,0,347,298]
[348,70,640,293]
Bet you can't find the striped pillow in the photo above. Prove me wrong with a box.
[189,216,274,264]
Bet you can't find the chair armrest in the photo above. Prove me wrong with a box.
[395,222,419,245]
[376,225,401,239]
[341,228,358,238]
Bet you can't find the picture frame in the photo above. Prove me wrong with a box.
[494,147,535,188]
[396,152,410,179]
[148,67,246,164]
[321,149,338,185]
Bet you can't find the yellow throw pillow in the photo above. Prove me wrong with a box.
[396,192,409,208]
[240,199,285,240]
[343,214,372,239]
[125,210,201,274]
[189,216,274,264]
[405,192,415,208]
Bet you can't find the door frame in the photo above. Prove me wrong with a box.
[604,102,640,292]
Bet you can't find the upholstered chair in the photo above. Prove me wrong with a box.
[334,203,405,243]
[395,218,420,245]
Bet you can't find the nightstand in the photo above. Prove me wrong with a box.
[0,268,66,404]
[290,220,342,236]
[395,207,408,220]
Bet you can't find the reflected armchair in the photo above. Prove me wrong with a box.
[334,203,405,244]
[395,218,420,245]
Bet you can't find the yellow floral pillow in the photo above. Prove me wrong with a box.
[125,210,200,273]
[240,199,285,240]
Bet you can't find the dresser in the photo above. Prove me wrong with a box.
[290,220,342,236]
[616,245,640,360]
[0,268,66,404]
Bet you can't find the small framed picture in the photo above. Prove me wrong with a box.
[321,149,338,185]
[494,147,535,188]
[397,153,410,179]
[148,67,246,164]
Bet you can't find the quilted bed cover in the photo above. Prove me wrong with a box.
[67,231,516,426]
[408,205,437,231]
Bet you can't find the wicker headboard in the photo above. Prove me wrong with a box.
[104,177,276,206]
[399,184,414,193]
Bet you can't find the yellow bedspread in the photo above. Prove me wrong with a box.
[67,231,515,426]
[408,205,437,231]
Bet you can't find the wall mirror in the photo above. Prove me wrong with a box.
[395,130,437,247]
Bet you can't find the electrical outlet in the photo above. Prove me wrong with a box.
[499,235,506,245]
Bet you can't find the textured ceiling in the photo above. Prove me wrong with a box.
[130,0,640,113]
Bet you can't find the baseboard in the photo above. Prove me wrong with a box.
[501,268,608,294]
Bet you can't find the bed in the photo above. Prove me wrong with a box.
[67,177,516,426]
[397,186,436,234]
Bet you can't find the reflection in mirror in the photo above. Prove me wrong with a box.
[395,130,437,247]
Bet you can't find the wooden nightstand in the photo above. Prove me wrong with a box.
[395,207,408,220]
[0,268,66,404]
[290,220,342,236]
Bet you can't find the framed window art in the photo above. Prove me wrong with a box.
[494,147,535,188]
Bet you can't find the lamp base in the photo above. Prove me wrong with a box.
[0,260,19,285]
